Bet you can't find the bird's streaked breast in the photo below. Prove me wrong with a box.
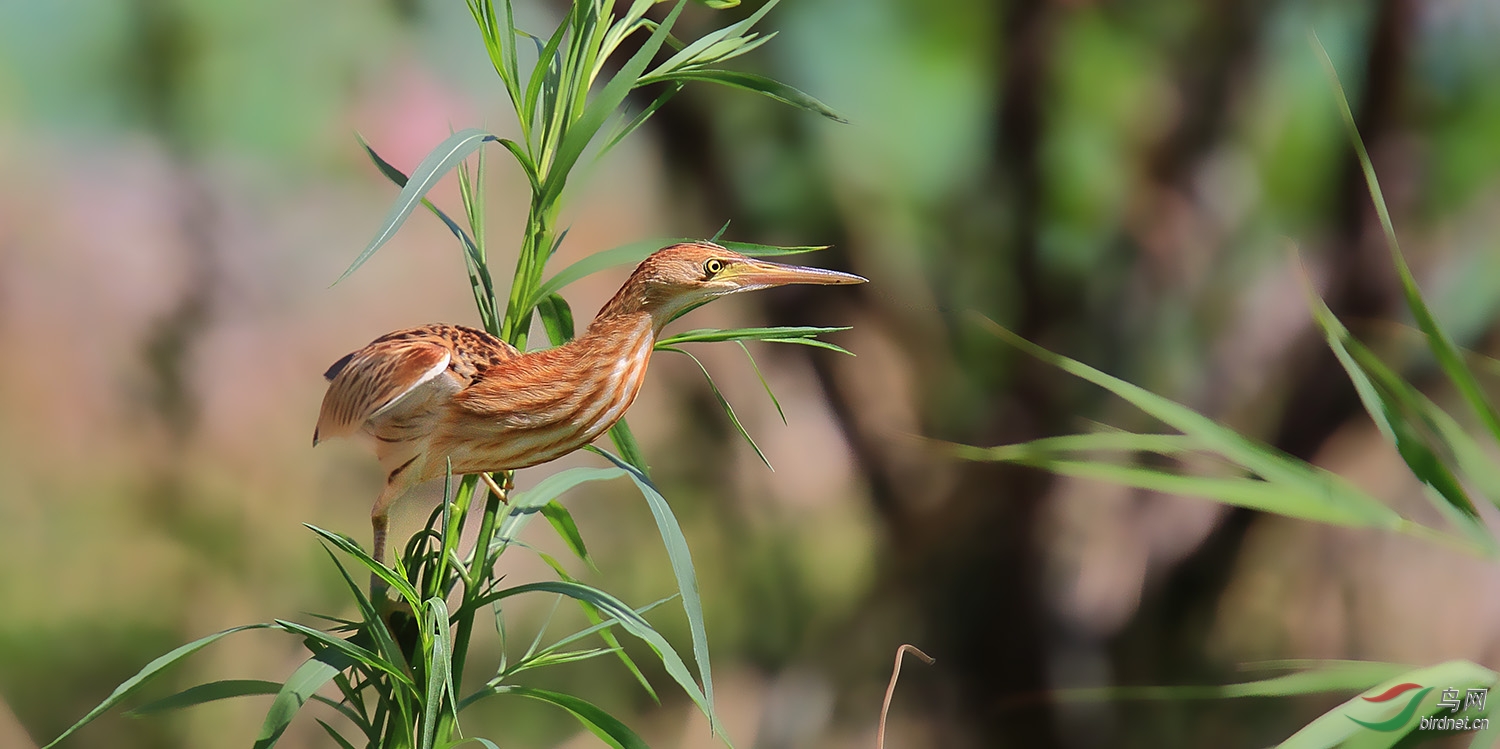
[434,315,654,477]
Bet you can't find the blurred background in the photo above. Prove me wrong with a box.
[5,0,1500,746]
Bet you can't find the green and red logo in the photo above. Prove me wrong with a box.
[1349,683,1432,732]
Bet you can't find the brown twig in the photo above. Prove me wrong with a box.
[876,644,934,749]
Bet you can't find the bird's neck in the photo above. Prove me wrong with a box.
[579,310,659,358]
[592,279,699,334]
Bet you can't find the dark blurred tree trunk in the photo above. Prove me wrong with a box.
[649,0,1071,744]
[1107,0,1415,744]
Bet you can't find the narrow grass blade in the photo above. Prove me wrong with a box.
[521,549,659,701]
[1059,660,1412,702]
[600,82,683,158]
[339,129,498,284]
[737,342,785,424]
[608,419,651,476]
[465,580,709,719]
[128,679,281,715]
[656,326,852,354]
[129,678,370,736]
[542,500,595,569]
[41,624,269,749]
[1277,659,1495,748]
[532,238,662,306]
[646,0,778,79]
[317,719,360,749]
[957,433,1208,459]
[274,620,417,693]
[492,467,625,550]
[547,594,675,704]
[1307,291,1491,550]
[490,686,649,749]
[304,524,422,609]
[1313,37,1500,447]
[719,240,830,257]
[538,293,576,346]
[660,345,772,469]
[543,1,685,205]
[644,69,844,122]
[509,647,622,672]
[523,5,574,134]
[253,648,358,749]
[420,597,456,749]
[318,545,408,678]
[975,317,1406,531]
[360,138,497,330]
[589,449,721,737]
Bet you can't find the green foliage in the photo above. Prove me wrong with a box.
[44,0,845,746]
[952,39,1500,748]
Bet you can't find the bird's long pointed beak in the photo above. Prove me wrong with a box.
[729,258,868,289]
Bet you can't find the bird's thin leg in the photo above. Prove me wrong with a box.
[370,513,388,592]
[480,472,509,504]
[369,477,406,596]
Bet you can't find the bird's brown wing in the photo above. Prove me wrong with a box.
[314,324,520,446]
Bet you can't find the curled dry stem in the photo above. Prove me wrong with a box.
[877,643,934,749]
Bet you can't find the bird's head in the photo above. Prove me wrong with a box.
[604,241,867,328]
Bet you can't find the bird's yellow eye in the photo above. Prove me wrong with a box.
[704,259,725,277]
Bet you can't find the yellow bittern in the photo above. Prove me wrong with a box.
[315,241,865,565]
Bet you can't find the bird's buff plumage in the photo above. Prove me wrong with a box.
[315,241,866,565]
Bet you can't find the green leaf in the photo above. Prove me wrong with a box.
[420,597,456,749]
[128,678,369,737]
[963,450,1386,526]
[607,419,651,476]
[1277,659,1495,748]
[491,685,649,749]
[128,679,281,715]
[42,624,269,749]
[537,293,576,346]
[960,432,1208,459]
[523,5,574,137]
[532,238,663,306]
[514,548,659,701]
[646,0,778,79]
[1314,37,1500,448]
[599,82,684,158]
[492,467,626,551]
[304,524,422,609]
[542,500,595,569]
[510,647,623,672]
[360,137,498,331]
[660,345,772,469]
[588,449,722,737]
[464,580,709,720]
[317,719,360,749]
[1058,660,1413,701]
[542,1,685,206]
[1306,290,1492,551]
[253,648,358,749]
[656,325,852,354]
[273,620,417,693]
[738,342,785,424]
[974,317,1408,531]
[643,69,845,123]
[340,129,500,284]
[318,544,409,682]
